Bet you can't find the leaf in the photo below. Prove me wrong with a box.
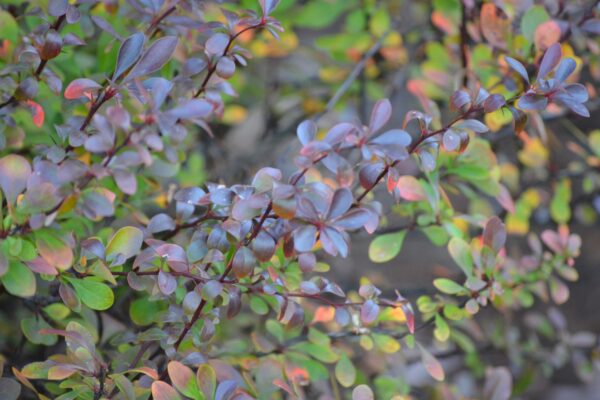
[550,179,571,224]
[447,237,473,276]
[372,333,401,353]
[504,56,529,83]
[537,42,561,81]
[196,364,216,400]
[483,366,512,400]
[0,377,21,400]
[113,32,145,80]
[352,384,374,400]
[35,230,73,271]
[335,354,356,387]
[64,78,102,99]
[168,361,201,399]
[297,120,317,145]
[482,216,506,252]
[152,381,182,400]
[360,299,379,324]
[581,18,600,34]
[127,36,179,81]
[110,374,136,400]
[216,56,235,78]
[369,98,391,133]
[1,261,36,298]
[396,176,427,201]
[231,246,256,278]
[0,154,31,204]
[65,277,114,310]
[106,226,144,263]
[205,33,229,56]
[433,278,466,295]
[48,0,68,17]
[520,6,549,43]
[368,230,407,263]
[418,343,445,381]
[26,100,44,127]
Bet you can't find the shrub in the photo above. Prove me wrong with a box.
[0,1,598,399]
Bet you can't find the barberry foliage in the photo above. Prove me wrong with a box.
[0,1,599,399]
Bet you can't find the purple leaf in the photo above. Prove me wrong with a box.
[333,209,370,230]
[483,216,506,252]
[371,129,412,147]
[48,0,68,16]
[113,32,145,80]
[564,83,589,103]
[581,18,600,35]
[554,58,576,83]
[216,57,236,78]
[369,99,392,133]
[0,155,31,204]
[65,5,80,24]
[126,36,179,81]
[484,367,512,400]
[518,93,548,110]
[297,120,317,145]
[154,243,188,272]
[259,0,281,15]
[168,99,212,120]
[113,168,137,195]
[504,56,529,83]
[324,122,355,144]
[205,33,229,56]
[252,231,276,262]
[320,226,348,257]
[360,299,379,324]
[232,246,256,278]
[537,43,562,81]
[91,15,121,39]
[483,94,506,113]
[450,90,471,110]
[442,129,460,151]
[327,188,353,219]
[293,225,318,253]
[157,270,177,295]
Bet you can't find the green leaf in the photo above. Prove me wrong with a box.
[250,295,269,315]
[433,278,466,295]
[422,225,449,246]
[130,297,165,326]
[335,354,356,388]
[110,373,136,400]
[368,230,407,263]
[372,333,401,353]
[65,277,114,310]
[550,179,571,224]
[168,361,201,399]
[520,6,549,43]
[448,237,473,276]
[21,317,57,346]
[196,364,216,400]
[292,342,339,363]
[434,314,450,342]
[589,130,600,157]
[105,226,144,263]
[1,261,36,297]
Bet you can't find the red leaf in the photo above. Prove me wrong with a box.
[25,100,44,127]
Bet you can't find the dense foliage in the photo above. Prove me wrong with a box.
[0,0,599,399]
